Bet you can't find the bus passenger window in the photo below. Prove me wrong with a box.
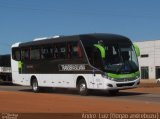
[77,43,82,58]
[12,49,21,61]
[67,42,83,59]
[21,49,30,61]
[59,46,66,59]
[53,43,66,59]
[41,46,53,59]
[30,48,40,60]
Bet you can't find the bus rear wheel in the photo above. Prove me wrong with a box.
[31,79,40,93]
[78,79,88,96]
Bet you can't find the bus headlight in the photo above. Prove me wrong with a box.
[108,77,114,80]
[101,73,114,80]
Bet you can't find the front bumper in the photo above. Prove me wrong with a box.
[104,78,140,90]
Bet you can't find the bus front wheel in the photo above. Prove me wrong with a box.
[78,79,88,96]
[31,79,40,93]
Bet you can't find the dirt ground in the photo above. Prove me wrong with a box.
[139,79,159,88]
[0,87,160,113]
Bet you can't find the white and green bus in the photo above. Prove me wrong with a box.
[11,33,140,95]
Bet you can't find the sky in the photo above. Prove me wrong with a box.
[0,0,160,54]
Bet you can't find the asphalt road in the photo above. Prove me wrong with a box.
[0,83,160,104]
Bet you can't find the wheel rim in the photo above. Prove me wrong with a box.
[33,82,38,91]
[80,83,86,92]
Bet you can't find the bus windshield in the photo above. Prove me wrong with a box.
[103,43,139,73]
[83,38,139,74]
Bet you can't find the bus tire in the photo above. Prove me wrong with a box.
[31,78,40,93]
[78,79,88,96]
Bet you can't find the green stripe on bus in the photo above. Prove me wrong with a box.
[94,44,106,58]
[107,71,140,79]
[133,44,140,57]
[18,61,23,69]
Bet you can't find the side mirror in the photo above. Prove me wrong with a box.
[133,44,140,57]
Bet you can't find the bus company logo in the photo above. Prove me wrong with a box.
[59,64,86,71]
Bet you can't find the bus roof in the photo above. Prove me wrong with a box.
[12,33,131,48]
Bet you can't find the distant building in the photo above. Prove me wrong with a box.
[135,40,160,80]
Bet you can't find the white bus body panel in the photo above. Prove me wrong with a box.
[12,60,140,90]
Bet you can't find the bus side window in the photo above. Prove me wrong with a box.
[67,42,83,59]
[59,44,66,59]
[21,49,30,61]
[30,48,41,60]
[53,43,66,59]
[12,49,21,61]
[77,42,82,58]
[41,46,53,59]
